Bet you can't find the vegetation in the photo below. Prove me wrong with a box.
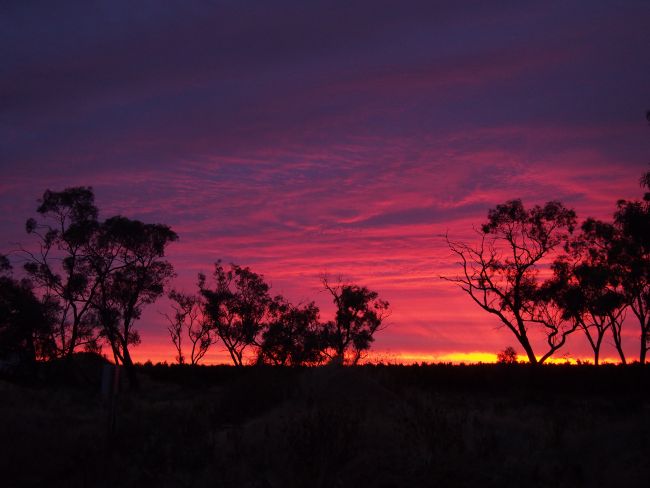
[0,257,56,363]
[22,186,105,358]
[163,290,213,365]
[1,189,390,379]
[0,361,648,487]
[444,200,578,364]
[197,263,390,367]
[12,187,177,387]
[445,170,650,364]
[496,346,518,364]
[2,168,650,375]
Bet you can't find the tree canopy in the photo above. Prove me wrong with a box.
[322,278,390,365]
[18,187,177,386]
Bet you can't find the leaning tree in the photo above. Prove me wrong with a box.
[444,199,578,364]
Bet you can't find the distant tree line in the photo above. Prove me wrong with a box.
[0,188,390,381]
[169,265,389,367]
[445,170,650,365]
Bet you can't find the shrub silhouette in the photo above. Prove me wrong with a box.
[496,346,518,364]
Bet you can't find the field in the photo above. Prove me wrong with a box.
[1,358,649,487]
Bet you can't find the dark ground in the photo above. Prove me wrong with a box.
[1,357,649,487]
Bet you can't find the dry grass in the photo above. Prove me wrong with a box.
[1,361,649,487]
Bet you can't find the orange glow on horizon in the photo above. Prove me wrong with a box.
[129,346,623,366]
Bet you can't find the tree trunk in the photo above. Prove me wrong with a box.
[612,325,626,365]
[519,336,538,365]
[231,348,244,367]
[581,321,599,365]
[66,320,79,358]
[639,326,647,365]
[352,349,362,366]
[121,345,139,390]
[593,329,606,366]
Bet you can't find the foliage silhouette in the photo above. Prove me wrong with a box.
[23,187,104,357]
[92,216,177,386]
[20,187,177,387]
[551,219,628,364]
[496,346,518,364]
[0,256,57,363]
[321,278,390,365]
[0,254,10,274]
[258,298,326,366]
[611,171,650,363]
[199,262,272,366]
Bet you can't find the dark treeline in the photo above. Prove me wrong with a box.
[445,169,650,365]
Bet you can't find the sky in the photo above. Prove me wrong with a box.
[2,0,650,364]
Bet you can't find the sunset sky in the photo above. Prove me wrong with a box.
[2,1,650,364]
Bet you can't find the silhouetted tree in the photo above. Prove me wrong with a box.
[444,200,578,364]
[92,217,177,386]
[612,171,650,363]
[258,298,326,366]
[321,278,390,365]
[164,290,213,365]
[0,255,57,363]
[199,262,272,366]
[550,219,628,364]
[22,187,104,357]
[496,346,518,364]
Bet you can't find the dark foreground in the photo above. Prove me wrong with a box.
[2,359,649,487]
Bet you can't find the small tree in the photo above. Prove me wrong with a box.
[199,262,272,366]
[164,290,213,365]
[496,346,518,364]
[443,200,578,364]
[258,298,326,366]
[321,278,390,365]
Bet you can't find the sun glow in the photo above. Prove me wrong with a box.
[364,351,624,365]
